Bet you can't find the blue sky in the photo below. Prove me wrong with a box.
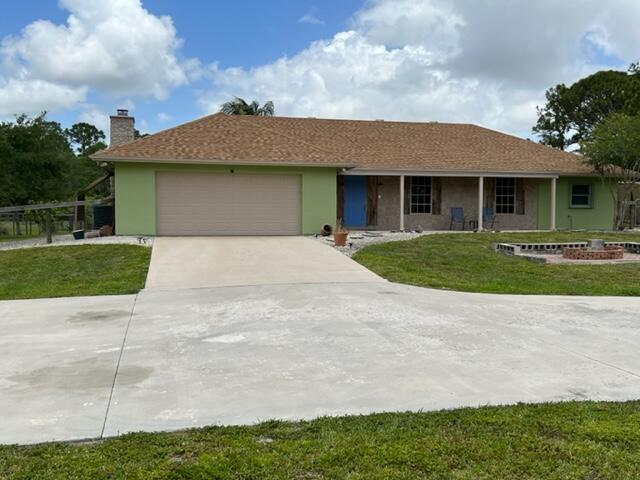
[0,0,364,135]
[0,0,636,140]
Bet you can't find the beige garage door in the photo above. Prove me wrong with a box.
[156,172,301,235]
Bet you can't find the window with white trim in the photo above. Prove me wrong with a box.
[570,184,592,208]
[410,176,432,214]
[495,178,515,214]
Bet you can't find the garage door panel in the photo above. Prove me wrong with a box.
[156,172,301,236]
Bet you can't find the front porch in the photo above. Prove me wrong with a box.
[337,173,558,232]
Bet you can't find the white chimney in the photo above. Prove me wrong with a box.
[110,109,135,146]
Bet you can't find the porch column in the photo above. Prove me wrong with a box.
[399,175,405,231]
[477,176,484,232]
[550,177,557,231]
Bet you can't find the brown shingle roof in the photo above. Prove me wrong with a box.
[93,113,593,175]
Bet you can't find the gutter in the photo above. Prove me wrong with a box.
[339,169,597,178]
[89,155,356,169]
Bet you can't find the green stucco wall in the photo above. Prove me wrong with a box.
[537,177,615,230]
[114,163,337,235]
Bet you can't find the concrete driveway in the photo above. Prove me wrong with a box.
[2,282,640,444]
[144,236,382,290]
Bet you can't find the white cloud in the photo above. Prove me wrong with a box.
[0,77,86,117]
[77,105,110,136]
[299,7,324,26]
[157,112,172,122]
[202,0,640,137]
[0,0,191,116]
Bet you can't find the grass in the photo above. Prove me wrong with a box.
[353,232,640,296]
[0,244,151,300]
[1,401,640,479]
[0,221,41,242]
[0,234,39,243]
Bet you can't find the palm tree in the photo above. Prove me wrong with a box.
[219,97,275,116]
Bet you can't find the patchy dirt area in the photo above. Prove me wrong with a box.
[314,230,469,257]
[0,234,153,251]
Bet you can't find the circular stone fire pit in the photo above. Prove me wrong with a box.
[562,243,624,260]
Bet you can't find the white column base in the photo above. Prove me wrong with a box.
[477,176,484,232]
[399,175,405,231]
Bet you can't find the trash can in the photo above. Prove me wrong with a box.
[92,204,114,229]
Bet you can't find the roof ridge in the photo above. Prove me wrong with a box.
[246,114,470,127]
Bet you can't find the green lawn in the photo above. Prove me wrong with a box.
[0,221,40,242]
[1,402,639,479]
[0,235,38,243]
[353,232,640,296]
[0,244,151,300]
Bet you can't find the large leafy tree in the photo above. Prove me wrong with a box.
[220,97,275,116]
[582,113,640,228]
[0,114,74,206]
[65,122,105,155]
[0,114,109,207]
[64,121,110,196]
[65,122,108,195]
[534,67,640,150]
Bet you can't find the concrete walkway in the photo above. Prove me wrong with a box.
[144,236,383,290]
[2,283,640,445]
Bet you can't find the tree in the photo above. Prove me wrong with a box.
[582,113,640,228]
[534,67,640,150]
[219,97,275,116]
[0,114,111,207]
[0,113,75,206]
[134,128,149,139]
[65,122,106,155]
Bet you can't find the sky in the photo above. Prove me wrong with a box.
[0,0,637,141]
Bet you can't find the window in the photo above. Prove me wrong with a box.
[410,177,432,213]
[570,184,592,208]
[495,178,515,214]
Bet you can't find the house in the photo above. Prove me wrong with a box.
[92,110,614,236]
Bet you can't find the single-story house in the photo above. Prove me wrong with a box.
[92,109,614,236]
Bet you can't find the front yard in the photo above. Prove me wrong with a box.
[2,401,639,479]
[0,244,151,300]
[353,232,640,296]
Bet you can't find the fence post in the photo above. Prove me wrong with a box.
[45,210,53,244]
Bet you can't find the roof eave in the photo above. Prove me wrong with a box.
[89,154,356,169]
[341,168,597,177]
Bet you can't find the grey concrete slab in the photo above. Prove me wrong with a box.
[144,236,383,290]
[104,283,640,437]
[0,295,135,445]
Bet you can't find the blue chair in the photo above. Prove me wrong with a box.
[450,207,466,230]
[483,207,496,230]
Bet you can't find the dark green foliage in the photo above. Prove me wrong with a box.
[1,402,640,479]
[354,232,640,296]
[0,244,151,299]
[534,67,640,150]
[0,114,109,207]
[0,114,74,206]
[220,97,275,116]
[582,114,640,174]
[582,114,640,228]
[65,122,105,155]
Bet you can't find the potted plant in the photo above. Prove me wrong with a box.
[333,220,349,247]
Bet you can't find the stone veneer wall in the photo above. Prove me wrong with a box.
[110,115,135,147]
[375,176,538,230]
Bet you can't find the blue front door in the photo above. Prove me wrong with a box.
[343,176,367,227]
